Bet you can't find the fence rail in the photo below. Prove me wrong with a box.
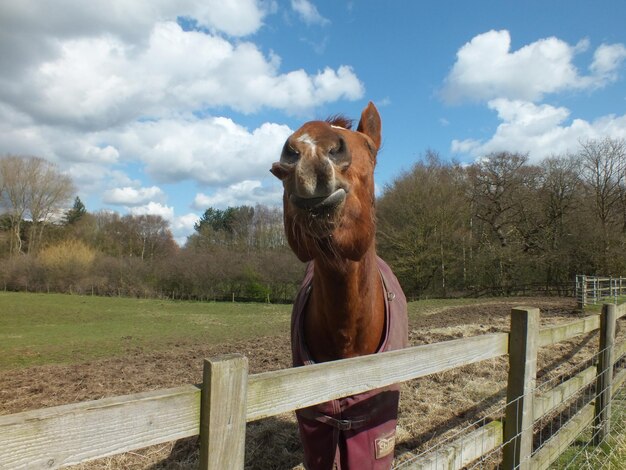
[1,304,625,469]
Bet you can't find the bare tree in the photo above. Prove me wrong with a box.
[0,156,30,254]
[467,152,531,248]
[540,154,582,250]
[123,214,177,260]
[251,204,286,249]
[538,154,583,286]
[26,157,75,253]
[87,211,176,260]
[465,152,553,291]
[0,155,74,255]
[578,137,626,270]
[377,151,469,296]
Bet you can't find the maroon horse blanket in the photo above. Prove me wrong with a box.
[291,257,408,470]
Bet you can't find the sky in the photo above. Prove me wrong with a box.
[1,1,626,244]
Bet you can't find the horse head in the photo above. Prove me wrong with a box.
[270,102,382,263]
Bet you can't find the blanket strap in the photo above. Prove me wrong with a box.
[298,408,370,431]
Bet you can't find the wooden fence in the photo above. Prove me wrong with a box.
[576,274,626,308]
[1,304,625,470]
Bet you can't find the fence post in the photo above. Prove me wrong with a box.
[199,354,248,470]
[503,307,539,470]
[593,304,616,446]
[576,275,583,310]
[611,276,617,304]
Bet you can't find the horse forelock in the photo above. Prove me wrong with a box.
[325,114,353,130]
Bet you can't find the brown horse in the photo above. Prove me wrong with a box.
[271,102,408,470]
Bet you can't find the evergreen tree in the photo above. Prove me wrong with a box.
[64,196,86,225]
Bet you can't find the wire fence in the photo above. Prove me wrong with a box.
[393,406,505,469]
[392,315,625,470]
[550,354,626,469]
[3,302,622,469]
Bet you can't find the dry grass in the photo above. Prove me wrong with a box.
[2,297,623,469]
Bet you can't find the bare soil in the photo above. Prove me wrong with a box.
[2,297,622,469]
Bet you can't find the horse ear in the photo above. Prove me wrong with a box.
[356,101,381,150]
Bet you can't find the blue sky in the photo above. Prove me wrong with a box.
[1,1,625,243]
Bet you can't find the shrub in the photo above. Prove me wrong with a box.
[38,240,97,292]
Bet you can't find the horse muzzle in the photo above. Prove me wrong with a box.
[289,188,346,213]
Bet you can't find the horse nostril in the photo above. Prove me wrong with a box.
[281,141,300,165]
[328,137,351,168]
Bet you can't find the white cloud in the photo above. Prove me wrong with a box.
[194,180,284,209]
[0,107,292,203]
[0,0,362,239]
[0,106,292,206]
[0,20,363,131]
[451,99,626,161]
[187,0,267,36]
[113,117,292,185]
[128,201,175,220]
[0,104,122,165]
[103,186,165,206]
[65,164,136,197]
[290,0,330,25]
[172,213,200,232]
[170,212,201,245]
[488,98,571,133]
[590,43,626,79]
[442,30,626,103]
[0,1,266,43]
[451,138,482,154]
[0,1,268,95]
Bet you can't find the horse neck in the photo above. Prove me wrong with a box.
[305,243,385,362]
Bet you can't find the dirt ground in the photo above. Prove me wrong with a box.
[2,297,623,469]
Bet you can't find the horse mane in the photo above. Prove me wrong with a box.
[325,114,353,130]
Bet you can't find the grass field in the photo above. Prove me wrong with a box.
[0,292,292,370]
[552,388,626,469]
[0,291,498,371]
[584,295,626,312]
[3,292,624,469]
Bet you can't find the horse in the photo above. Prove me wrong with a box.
[270,102,408,470]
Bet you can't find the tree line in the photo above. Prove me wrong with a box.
[0,155,303,301]
[1,138,625,301]
[376,137,626,298]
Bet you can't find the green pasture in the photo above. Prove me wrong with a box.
[552,394,626,469]
[0,292,292,370]
[0,292,500,371]
[583,295,626,313]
